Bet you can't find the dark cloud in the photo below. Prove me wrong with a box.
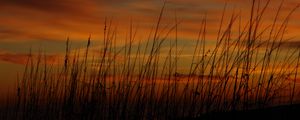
[0,29,23,38]
[281,41,300,48]
[4,0,63,10]
[0,52,58,65]
[0,53,31,65]
[0,27,64,42]
[2,0,85,13]
[0,0,104,42]
[0,0,101,23]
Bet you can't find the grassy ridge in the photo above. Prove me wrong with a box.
[1,0,300,119]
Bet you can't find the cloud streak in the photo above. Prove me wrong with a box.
[0,0,299,52]
[0,51,59,65]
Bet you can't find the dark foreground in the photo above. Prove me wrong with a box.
[197,104,300,120]
[1,104,299,119]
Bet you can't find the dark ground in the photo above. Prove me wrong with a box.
[1,103,300,119]
[196,104,300,120]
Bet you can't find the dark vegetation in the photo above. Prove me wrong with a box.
[1,0,300,119]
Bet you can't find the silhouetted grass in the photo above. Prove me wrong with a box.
[1,0,300,119]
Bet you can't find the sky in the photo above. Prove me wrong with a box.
[1,0,300,96]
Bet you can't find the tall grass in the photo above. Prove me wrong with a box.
[1,0,300,119]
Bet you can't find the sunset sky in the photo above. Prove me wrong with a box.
[1,0,300,95]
